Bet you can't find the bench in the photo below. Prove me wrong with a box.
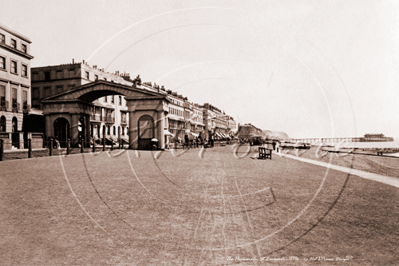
[258,147,272,160]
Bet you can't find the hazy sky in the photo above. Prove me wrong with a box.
[3,0,399,138]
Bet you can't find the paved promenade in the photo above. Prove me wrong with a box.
[280,153,399,188]
[0,148,397,265]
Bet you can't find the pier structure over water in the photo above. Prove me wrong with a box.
[290,134,394,144]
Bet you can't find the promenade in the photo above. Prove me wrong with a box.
[0,147,397,265]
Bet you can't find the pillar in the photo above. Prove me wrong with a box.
[157,111,165,149]
[85,114,91,147]
[45,115,52,140]
[128,110,137,149]
[71,114,79,147]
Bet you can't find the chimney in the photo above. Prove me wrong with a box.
[115,71,119,75]
[93,65,97,69]
[72,58,75,64]
[82,60,85,65]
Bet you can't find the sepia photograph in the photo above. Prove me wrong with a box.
[0,0,398,265]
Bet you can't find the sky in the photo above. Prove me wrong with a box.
[2,0,399,139]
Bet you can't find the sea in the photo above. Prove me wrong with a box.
[332,138,399,157]
[335,138,399,149]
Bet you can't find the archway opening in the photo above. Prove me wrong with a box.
[138,115,154,150]
[11,117,19,148]
[0,116,5,132]
[54,117,70,147]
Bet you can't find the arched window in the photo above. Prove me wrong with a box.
[0,116,5,132]
[112,126,116,135]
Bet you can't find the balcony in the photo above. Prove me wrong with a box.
[105,116,115,123]
[12,101,19,113]
[90,114,102,122]
[23,103,31,113]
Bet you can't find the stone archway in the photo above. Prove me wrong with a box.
[42,81,170,149]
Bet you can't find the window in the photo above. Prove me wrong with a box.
[45,71,50,80]
[85,71,89,80]
[11,39,16,49]
[121,126,124,135]
[119,96,122,105]
[111,95,114,104]
[0,56,5,70]
[112,126,116,135]
[32,73,39,81]
[69,69,74,78]
[12,88,17,108]
[44,86,51,97]
[11,60,17,74]
[56,85,63,93]
[0,85,5,108]
[32,87,40,99]
[56,70,63,79]
[22,64,27,77]
[0,34,4,44]
[104,96,107,103]
[104,78,107,81]
[21,44,27,53]
[23,90,27,110]
[95,75,98,81]
[107,125,110,135]
[68,84,75,90]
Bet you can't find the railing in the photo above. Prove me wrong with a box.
[90,114,102,121]
[105,116,115,123]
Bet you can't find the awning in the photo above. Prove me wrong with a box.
[215,132,222,138]
[167,115,181,121]
[164,130,174,137]
[28,108,44,116]
[190,132,199,137]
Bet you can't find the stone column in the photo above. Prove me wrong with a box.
[85,114,91,147]
[128,110,137,149]
[45,115,52,139]
[157,111,165,149]
[71,114,79,147]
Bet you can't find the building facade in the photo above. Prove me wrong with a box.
[31,59,236,149]
[31,60,133,145]
[0,23,34,149]
[201,103,232,140]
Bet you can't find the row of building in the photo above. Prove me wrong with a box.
[0,23,238,149]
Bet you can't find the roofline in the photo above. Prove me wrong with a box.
[44,80,165,100]
[0,23,32,43]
